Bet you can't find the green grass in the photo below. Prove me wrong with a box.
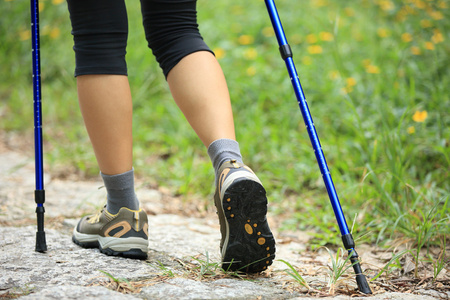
[1,0,449,268]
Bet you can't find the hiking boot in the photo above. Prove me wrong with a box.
[72,206,148,260]
[214,160,276,273]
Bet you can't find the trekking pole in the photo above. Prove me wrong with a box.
[31,0,47,253]
[264,0,371,294]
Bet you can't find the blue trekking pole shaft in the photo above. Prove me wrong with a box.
[31,0,47,253]
[264,0,371,294]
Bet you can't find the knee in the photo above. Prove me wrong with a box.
[141,0,213,77]
[67,0,129,76]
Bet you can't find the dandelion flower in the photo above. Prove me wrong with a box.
[39,2,44,12]
[312,0,327,8]
[428,10,444,20]
[213,47,225,59]
[438,0,448,9]
[319,32,334,41]
[50,28,60,39]
[244,48,258,60]
[306,34,317,44]
[432,30,444,43]
[425,42,435,50]
[412,110,427,122]
[366,65,380,74]
[340,86,353,95]
[414,0,426,9]
[420,19,432,28]
[20,30,31,41]
[52,0,64,4]
[377,28,390,38]
[407,126,415,134]
[328,70,340,80]
[346,77,357,87]
[238,35,254,45]
[401,33,413,42]
[262,27,274,37]
[290,34,302,45]
[301,56,313,66]
[246,66,256,76]
[307,45,323,54]
[344,7,355,17]
[411,46,421,55]
[362,59,371,67]
[379,0,395,11]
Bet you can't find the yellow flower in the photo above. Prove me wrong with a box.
[52,0,64,4]
[414,0,427,9]
[238,35,254,45]
[328,70,340,80]
[401,33,413,42]
[428,10,444,20]
[432,30,444,43]
[407,126,416,134]
[231,5,243,15]
[319,32,334,41]
[244,48,258,60]
[425,42,435,50]
[411,46,421,55]
[346,77,357,87]
[412,110,427,122]
[262,27,274,37]
[312,0,328,8]
[39,2,44,12]
[246,66,256,76]
[20,30,31,41]
[366,65,380,74]
[340,86,353,94]
[306,34,317,44]
[438,0,448,9]
[379,0,395,11]
[362,59,371,67]
[377,28,390,38]
[307,45,323,54]
[420,19,432,28]
[344,7,355,17]
[50,28,60,39]
[213,47,225,59]
[290,34,302,45]
[301,56,313,66]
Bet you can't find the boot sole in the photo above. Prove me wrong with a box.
[221,179,276,273]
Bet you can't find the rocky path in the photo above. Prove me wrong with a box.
[0,136,448,299]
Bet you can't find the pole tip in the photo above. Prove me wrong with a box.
[35,231,47,253]
[356,274,372,294]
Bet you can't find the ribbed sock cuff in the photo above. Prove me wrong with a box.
[207,139,243,179]
[101,168,139,214]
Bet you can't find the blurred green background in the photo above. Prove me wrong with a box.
[1,0,449,251]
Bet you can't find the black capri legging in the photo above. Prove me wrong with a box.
[67,0,213,78]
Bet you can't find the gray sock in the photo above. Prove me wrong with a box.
[207,138,243,181]
[101,168,139,214]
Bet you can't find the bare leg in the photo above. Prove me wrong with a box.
[76,74,133,175]
[167,51,236,147]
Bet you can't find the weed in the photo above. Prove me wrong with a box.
[431,236,447,284]
[98,270,137,293]
[323,247,358,295]
[278,259,311,290]
[370,249,410,282]
[156,261,176,278]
